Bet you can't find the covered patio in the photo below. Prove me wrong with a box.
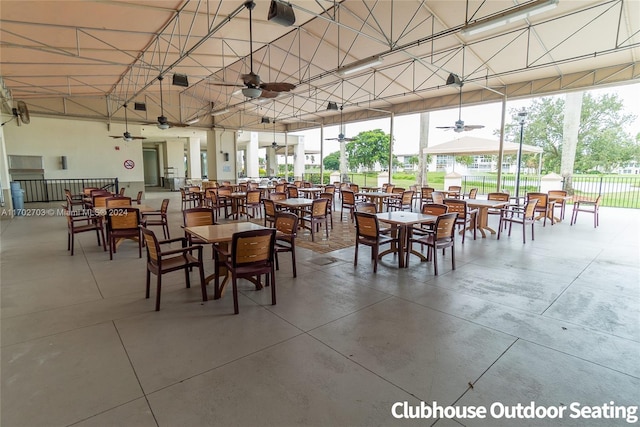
[1,189,638,426]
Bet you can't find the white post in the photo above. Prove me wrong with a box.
[187,137,201,179]
[246,132,260,179]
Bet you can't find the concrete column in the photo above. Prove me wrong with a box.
[245,132,260,179]
[187,137,201,179]
[206,131,218,180]
[266,146,278,177]
[293,136,305,180]
[561,91,583,192]
[418,112,430,186]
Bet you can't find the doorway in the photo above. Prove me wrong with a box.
[143,148,159,186]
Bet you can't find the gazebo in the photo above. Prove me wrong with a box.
[424,135,543,173]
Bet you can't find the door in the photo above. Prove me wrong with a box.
[143,149,159,186]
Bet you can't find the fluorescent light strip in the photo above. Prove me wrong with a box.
[461,0,559,36]
[211,109,229,116]
[336,56,383,76]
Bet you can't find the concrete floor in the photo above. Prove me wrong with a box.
[1,190,639,426]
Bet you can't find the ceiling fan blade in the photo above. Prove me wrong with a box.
[463,125,485,130]
[208,82,244,87]
[436,126,455,129]
[260,82,295,92]
[259,90,279,99]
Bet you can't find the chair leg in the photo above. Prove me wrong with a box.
[354,242,359,267]
[199,265,207,302]
[155,275,162,311]
[291,242,297,278]
[184,266,191,288]
[275,252,280,271]
[432,245,439,276]
[270,266,276,305]
[232,276,239,314]
[451,243,455,271]
[522,221,526,244]
[146,269,151,298]
[372,245,378,273]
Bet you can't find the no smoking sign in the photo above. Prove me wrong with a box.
[123,159,135,169]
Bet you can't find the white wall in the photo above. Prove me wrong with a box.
[3,117,144,188]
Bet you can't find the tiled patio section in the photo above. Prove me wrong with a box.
[1,190,638,426]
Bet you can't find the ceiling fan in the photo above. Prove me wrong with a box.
[325,105,355,142]
[436,79,484,133]
[110,104,146,141]
[1,100,31,127]
[145,75,190,129]
[208,1,296,99]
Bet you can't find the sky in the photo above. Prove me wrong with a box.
[290,82,640,157]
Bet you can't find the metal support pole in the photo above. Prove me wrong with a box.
[514,108,527,203]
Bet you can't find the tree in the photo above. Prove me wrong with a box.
[323,151,340,170]
[502,93,639,173]
[345,129,391,170]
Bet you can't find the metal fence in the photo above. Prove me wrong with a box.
[461,175,640,208]
[13,178,119,203]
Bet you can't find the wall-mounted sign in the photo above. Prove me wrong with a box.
[124,159,135,169]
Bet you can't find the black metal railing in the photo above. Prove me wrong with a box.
[12,178,119,203]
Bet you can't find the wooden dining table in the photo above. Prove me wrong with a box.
[357,192,395,212]
[375,211,437,268]
[465,199,510,238]
[184,222,270,300]
[298,187,324,199]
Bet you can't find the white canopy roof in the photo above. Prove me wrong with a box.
[424,136,543,156]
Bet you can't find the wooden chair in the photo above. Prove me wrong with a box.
[263,198,277,227]
[318,192,334,229]
[142,198,170,239]
[387,190,414,212]
[64,189,84,210]
[498,199,539,243]
[240,190,262,219]
[140,226,206,311]
[180,188,198,210]
[274,183,286,193]
[106,207,142,260]
[526,192,556,226]
[356,202,377,213]
[135,191,143,205]
[341,189,356,222]
[286,185,299,198]
[406,212,457,275]
[465,188,478,199]
[570,195,602,228]
[487,192,511,224]
[444,199,477,243]
[274,211,298,277]
[65,207,106,256]
[294,180,303,188]
[548,190,568,220]
[447,185,462,199]
[216,186,233,218]
[353,211,399,273]
[269,192,287,202]
[420,187,435,205]
[301,198,329,242]
[431,191,445,204]
[216,229,277,314]
[118,187,126,196]
[182,207,216,249]
[105,196,132,207]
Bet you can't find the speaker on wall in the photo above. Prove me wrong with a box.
[61,155,68,170]
[268,0,295,27]
[223,152,230,162]
[172,73,189,87]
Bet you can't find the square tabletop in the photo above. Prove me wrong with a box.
[274,198,314,208]
[375,211,437,226]
[184,222,269,244]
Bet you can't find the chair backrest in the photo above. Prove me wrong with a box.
[448,185,462,193]
[287,186,299,198]
[527,192,548,208]
[247,182,259,190]
[311,198,328,216]
[188,186,201,193]
[263,199,276,217]
[275,183,286,193]
[93,195,110,208]
[324,185,336,194]
[354,211,380,239]
[350,184,360,193]
[318,192,333,207]
[421,203,448,216]
[421,187,434,199]
[183,207,215,227]
[356,202,377,213]
[239,183,248,192]
[524,199,539,219]
[246,190,261,204]
[136,191,143,204]
[468,188,478,199]
[105,197,132,207]
[159,198,170,213]
[381,183,389,192]
[294,180,303,188]
[594,195,602,206]
[83,187,100,196]
[217,186,232,197]
[548,190,567,198]
[118,187,126,196]
[108,207,140,231]
[140,226,161,265]
[386,184,396,193]
[431,191,445,204]
[275,211,298,236]
[303,181,312,188]
[342,190,355,205]
[434,213,458,240]
[487,192,510,202]
[269,192,287,201]
[231,229,276,268]
[402,190,414,204]
[444,199,468,219]
[392,187,405,194]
